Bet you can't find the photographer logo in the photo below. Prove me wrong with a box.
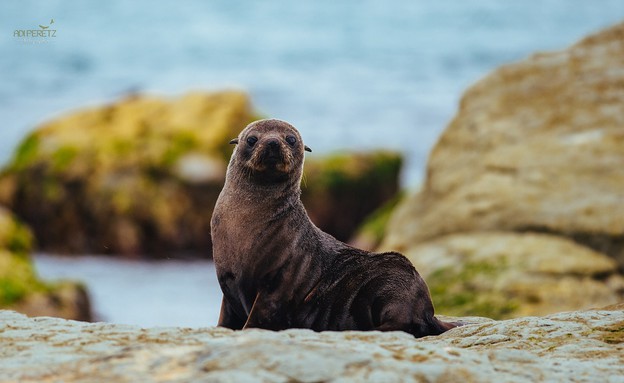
[14,19,57,44]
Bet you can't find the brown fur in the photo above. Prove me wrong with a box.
[211,119,457,337]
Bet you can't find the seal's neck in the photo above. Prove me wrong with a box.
[225,160,303,205]
[219,179,299,224]
[237,180,297,200]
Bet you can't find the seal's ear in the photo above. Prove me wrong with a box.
[229,138,239,145]
[304,145,312,152]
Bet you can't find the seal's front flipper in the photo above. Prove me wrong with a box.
[243,292,287,331]
[217,296,246,330]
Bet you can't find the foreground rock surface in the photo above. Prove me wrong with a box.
[1,305,622,382]
[383,22,624,265]
[0,207,90,321]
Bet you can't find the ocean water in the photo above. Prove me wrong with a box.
[2,1,624,186]
[34,254,223,327]
[4,2,624,327]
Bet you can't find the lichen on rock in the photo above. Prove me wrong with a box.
[302,151,402,242]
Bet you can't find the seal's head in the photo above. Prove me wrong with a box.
[228,119,312,185]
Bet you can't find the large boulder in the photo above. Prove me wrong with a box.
[1,305,622,382]
[0,207,90,321]
[382,22,624,268]
[379,22,624,319]
[0,91,256,256]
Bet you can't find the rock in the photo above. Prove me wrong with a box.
[303,151,402,242]
[404,232,624,319]
[377,22,624,319]
[349,191,404,251]
[10,281,91,322]
[0,205,32,254]
[0,91,257,257]
[0,305,622,382]
[382,22,624,268]
[0,207,91,321]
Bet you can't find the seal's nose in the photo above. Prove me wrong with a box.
[267,139,280,149]
[264,138,282,163]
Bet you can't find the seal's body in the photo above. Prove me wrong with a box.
[211,119,455,337]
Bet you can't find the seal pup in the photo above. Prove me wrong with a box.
[211,119,456,337]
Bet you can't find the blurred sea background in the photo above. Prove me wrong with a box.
[2,0,624,327]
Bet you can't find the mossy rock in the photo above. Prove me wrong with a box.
[1,91,403,257]
[380,22,624,270]
[0,207,91,320]
[0,206,33,255]
[427,259,522,319]
[0,249,44,306]
[402,232,624,319]
[302,151,402,242]
[350,191,405,250]
[0,91,259,257]
[0,207,37,307]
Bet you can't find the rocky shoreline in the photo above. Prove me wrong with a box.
[0,19,623,347]
[1,304,622,382]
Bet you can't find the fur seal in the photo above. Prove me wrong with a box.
[211,119,456,337]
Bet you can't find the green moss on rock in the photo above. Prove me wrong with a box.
[305,151,402,190]
[51,146,79,172]
[0,249,47,306]
[0,91,259,256]
[11,134,40,171]
[302,151,403,242]
[0,206,33,255]
[0,207,91,320]
[351,192,404,250]
[427,260,521,319]
[160,132,199,167]
[1,91,403,257]
[403,232,624,319]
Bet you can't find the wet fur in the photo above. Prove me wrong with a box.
[211,119,456,337]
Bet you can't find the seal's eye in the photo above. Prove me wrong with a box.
[285,135,297,146]
[247,136,258,147]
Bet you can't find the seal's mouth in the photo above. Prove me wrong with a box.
[261,144,284,166]
[249,141,292,174]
